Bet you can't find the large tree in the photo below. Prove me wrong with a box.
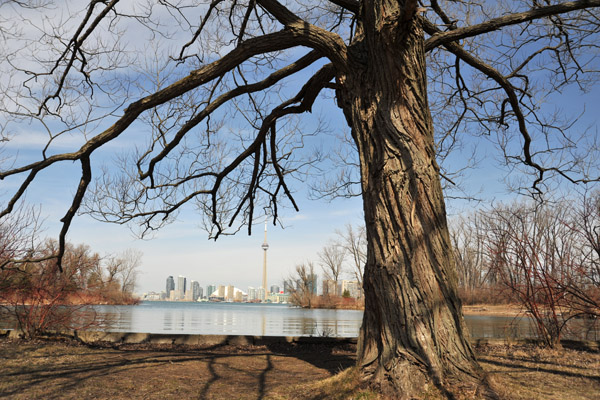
[1,0,599,397]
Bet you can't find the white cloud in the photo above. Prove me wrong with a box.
[3,129,85,151]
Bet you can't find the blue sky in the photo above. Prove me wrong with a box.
[1,0,599,295]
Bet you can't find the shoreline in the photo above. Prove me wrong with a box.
[2,329,598,351]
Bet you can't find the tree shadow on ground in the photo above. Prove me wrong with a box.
[265,340,356,374]
[0,340,356,400]
[480,356,600,383]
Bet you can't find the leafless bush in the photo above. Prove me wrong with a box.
[0,239,140,338]
[452,196,600,347]
[284,262,318,308]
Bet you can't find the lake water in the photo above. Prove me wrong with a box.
[2,301,598,340]
[91,301,361,337]
[79,301,599,340]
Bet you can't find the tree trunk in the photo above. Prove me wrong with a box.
[336,5,490,398]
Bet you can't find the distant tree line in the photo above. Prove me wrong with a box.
[451,191,600,347]
[0,207,141,338]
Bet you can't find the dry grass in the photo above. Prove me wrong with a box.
[280,343,600,400]
[477,344,600,400]
[0,338,355,400]
[269,367,381,400]
[1,337,598,399]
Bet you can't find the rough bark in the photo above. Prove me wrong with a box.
[336,3,488,398]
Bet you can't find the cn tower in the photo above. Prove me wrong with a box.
[261,219,269,297]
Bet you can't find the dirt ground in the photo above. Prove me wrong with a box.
[478,344,600,400]
[0,338,355,400]
[0,338,598,399]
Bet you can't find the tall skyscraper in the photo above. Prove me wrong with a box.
[261,219,269,297]
[191,280,201,301]
[178,275,186,299]
[270,285,280,294]
[166,276,175,299]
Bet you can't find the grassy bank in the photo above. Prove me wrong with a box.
[1,337,598,399]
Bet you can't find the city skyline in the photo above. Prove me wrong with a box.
[154,273,287,299]
[123,198,366,295]
[146,271,362,301]
[145,274,293,302]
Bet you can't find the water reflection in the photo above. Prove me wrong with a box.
[2,301,598,340]
[98,302,365,337]
[466,315,533,339]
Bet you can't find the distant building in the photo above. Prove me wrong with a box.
[177,275,186,299]
[208,285,226,301]
[226,285,235,301]
[267,292,289,303]
[166,276,175,299]
[322,279,338,296]
[190,280,201,301]
[144,291,162,301]
[257,287,266,301]
[308,273,318,295]
[341,280,362,299]
[276,293,290,303]
[247,287,257,301]
[283,281,293,294]
[234,291,243,302]
[206,285,216,299]
[270,285,280,294]
[209,286,246,301]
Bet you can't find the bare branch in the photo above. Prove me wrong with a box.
[139,50,324,185]
[425,0,600,51]
[327,0,359,14]
[36,0,121,115]
[57,156,92,272]
[423,16,599,193]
